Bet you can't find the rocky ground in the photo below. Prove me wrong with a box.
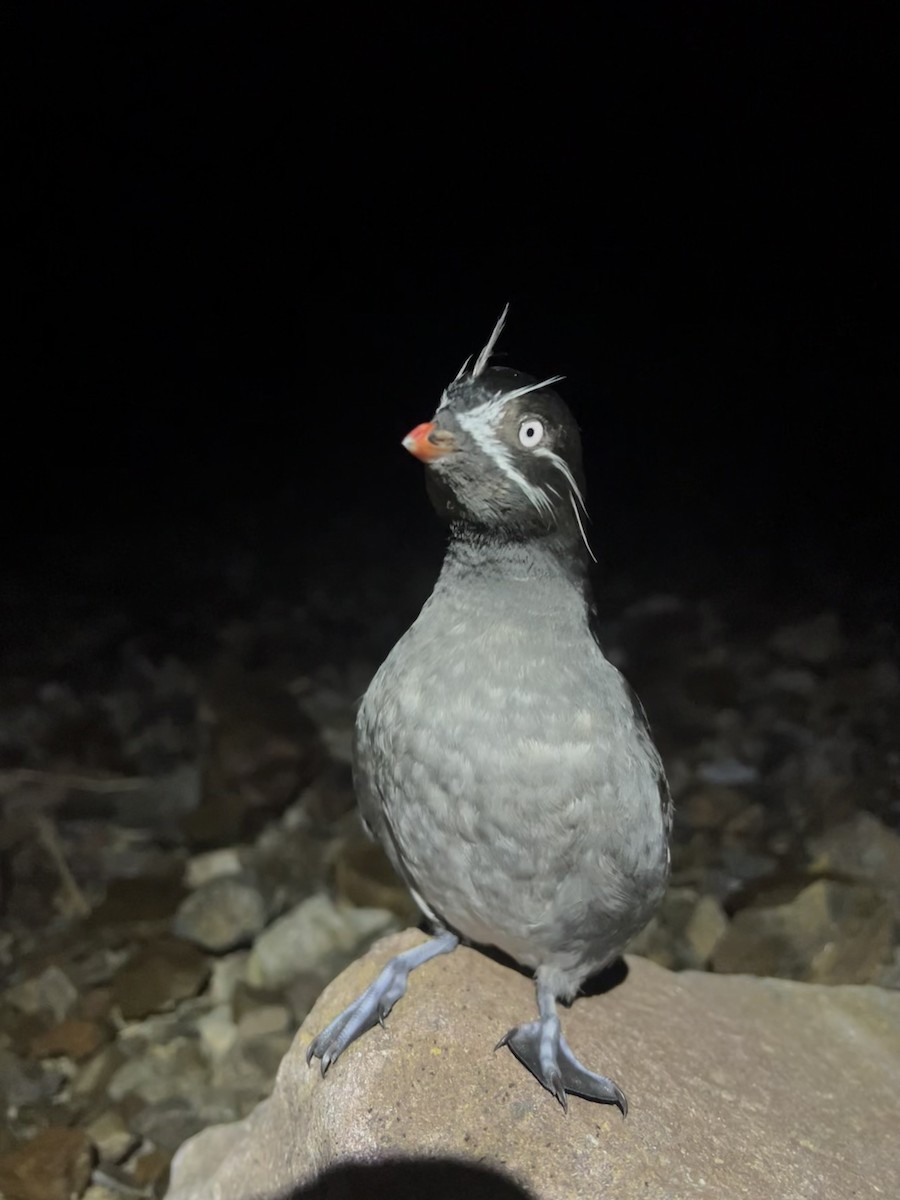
[1,521,898,1199]
[167,931,900,1200]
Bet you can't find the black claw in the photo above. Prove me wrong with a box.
[545,1065,566,1112]
[500,1021,628,1114]
[303,937,461,1082]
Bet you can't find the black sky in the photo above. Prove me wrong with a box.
[7,4,897,592]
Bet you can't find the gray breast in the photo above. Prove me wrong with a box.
[353,577,670,979]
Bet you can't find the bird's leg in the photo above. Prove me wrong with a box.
[306,930,459,1075]
[496,975,628,1115]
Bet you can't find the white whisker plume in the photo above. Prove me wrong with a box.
[457,402,554,520]
[569,492,598,562]
[499,375,566,403]
[533,445,596,560]
[534,446,589,514]
[472,303,510,377]
[454,355,473,380]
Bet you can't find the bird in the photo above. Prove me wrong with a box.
[307,308,672,1113]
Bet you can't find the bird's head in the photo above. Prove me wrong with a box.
[402,309,595,559]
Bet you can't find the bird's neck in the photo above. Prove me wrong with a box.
[440,522,592,590]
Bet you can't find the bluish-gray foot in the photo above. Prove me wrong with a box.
[306,930,458,1075]
[496,989,628,1115]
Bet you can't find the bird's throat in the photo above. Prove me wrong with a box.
[442,522,591,588]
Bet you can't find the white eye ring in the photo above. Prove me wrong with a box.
[518,418,545,448]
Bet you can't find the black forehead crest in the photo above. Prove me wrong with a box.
[441,367,544,414]
[437,308,565,416]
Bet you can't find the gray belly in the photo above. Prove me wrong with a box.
[354,618,670,979]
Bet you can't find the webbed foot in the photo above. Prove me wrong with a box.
[306,930,458,1075]
[497,1015,627,1115]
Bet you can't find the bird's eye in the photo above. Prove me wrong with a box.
[518,418,545,448]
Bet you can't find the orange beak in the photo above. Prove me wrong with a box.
[402,421,457,462]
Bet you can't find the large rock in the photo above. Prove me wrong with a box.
[173,874,268,953]
[809,812,900,918]
[711,879,895,983]
[245,894,395,990]
[0,1128,94,1200]
[167,931,900,1200]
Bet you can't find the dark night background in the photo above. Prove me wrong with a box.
[6,3,897,607]
[1,11,898,1191]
